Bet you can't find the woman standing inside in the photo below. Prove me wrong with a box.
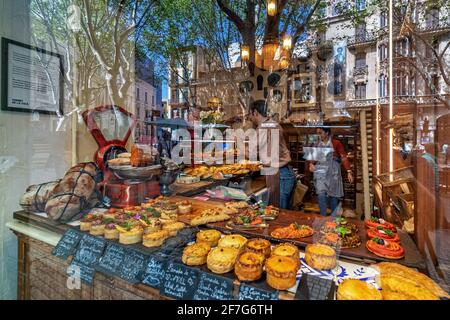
[309,127,353,216]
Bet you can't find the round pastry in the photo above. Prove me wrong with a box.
[271,243,300,269]
[265,256,298,290]
[162,221,185,236]
[104,208,120,220]
[182,242,211,266]
[177,201,192,214]
[104,223,119,240]
[218,234,247,249]
[206,247,239,274]
[143,230,170,247]
[365,217,396,232]
[304,244,337,270]
[244,238,271,258]
[235,252,264,281]
[367,227,400,242]
[196,229,222,247]
[337,279,382,300]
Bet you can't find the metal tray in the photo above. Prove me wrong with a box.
[108,164,162,181]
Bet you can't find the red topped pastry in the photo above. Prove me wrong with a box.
[365,217,396,232]
[367,226,400,242]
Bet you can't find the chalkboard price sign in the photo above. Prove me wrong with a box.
[193,272,234,300]
[117,249,148,284]
[67,260,96,285]
[238,283,279,300]
[142,255,167,289]
[96,243,126,276]
[72,234,106,267]
[161,262,199,300]
[52,228,82,260]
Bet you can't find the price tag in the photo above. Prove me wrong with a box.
[117,249,148,284]
[238,283,279,300]
[52,228,82,260]
[193,272,234,300]
[142,255,167,289]
[161,262,199,299]
[96,243,126,276]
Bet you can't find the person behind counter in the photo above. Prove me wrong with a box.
[247,100,296,209]
[309,127,354,216]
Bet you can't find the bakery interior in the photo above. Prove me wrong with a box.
[0,0,449,301]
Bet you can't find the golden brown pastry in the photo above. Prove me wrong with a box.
[337,279,382,300]
[182,242,211,266]
[177,201,192,214]
[374,262,449,300]
[104,225,119,240]
[206,247,239,274]
[162,221,185,236]
[265,256,298,290]
[382,290,416,300]
[218,234,247,250]
[304,244,337,270]
[196,229,222,247]
[142,230,170,247]
[271,243,300,268]
[244,238,271,258]
[118,228,143,245]
[235,252,265,282]
[190,208,230,226]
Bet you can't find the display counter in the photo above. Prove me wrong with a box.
[8,194,428,300]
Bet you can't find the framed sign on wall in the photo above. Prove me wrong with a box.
[1,37,63,115]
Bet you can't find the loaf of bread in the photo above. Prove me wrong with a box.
[45,162,102,222]
[20,180,59,212]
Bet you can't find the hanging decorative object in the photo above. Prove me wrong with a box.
[207,96,222,109]
[267,0,277,16]
[282,34,292,51]
[262,37,279,70]
[241,44,250,63]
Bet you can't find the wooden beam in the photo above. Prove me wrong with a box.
[360,110,372,219]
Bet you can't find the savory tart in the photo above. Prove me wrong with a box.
[271,243,300,269]
[142,230,170,248]
[366,227,400,242]
[116,221,144,245]
[366,238,405,259]
[140,216,162,234]
[79,213,101,231]
[207,247,239,274]
[265,256,298,290]
[244,238,271,258]
[218,234,247,249]
[162,221,185,236]
[104,222,119,240]
[190,208,230,226]
[196,229,222,247]
[365,217,396,232]
[304,244,337,270]
[182,242,211,266]
[104,208,121,220]
[159,203,179,220]
[176,200,192,214]
[337,279,382,300]
[320,217,358,234]
[373,262,449,300]
[89,218,106,236]
[271,223,314,239]
[319,225,362,249]
[234,252,265,281]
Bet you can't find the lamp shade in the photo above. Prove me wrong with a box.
[267,0,277,16]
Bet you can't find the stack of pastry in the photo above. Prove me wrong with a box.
[235,252,265,281]
[265,255,299,290]
[271,243,300,269]
[244,238,271,259]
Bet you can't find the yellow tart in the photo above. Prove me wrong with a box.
[218,234,247,250]
[244,238,271,258]
[265,256,299,290]
[142,230,170,247]
[206,247,239,274]
[337,279,382,300]
[234,252,265,281]
[196,229,222,247]
[182,242,211,266]
[304,244,337,270]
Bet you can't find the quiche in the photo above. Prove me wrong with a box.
[235,252,265,281]
[116,222,144,245]
[207,247,239,274]
[182,242,211,266]
[142,230,170,247]
[265,256,299,290]
[304,244,337,270]
[196,229,222,247]
[218,234,247,250]
[162,221,185,236]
